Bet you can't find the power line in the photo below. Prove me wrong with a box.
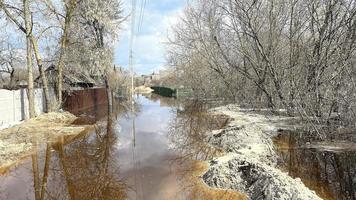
[137,0,147,33]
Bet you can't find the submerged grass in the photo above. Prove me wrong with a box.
[0,112,93,174]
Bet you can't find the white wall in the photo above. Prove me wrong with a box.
[0,89,44,129]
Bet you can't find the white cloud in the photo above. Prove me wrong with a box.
[115,0,185,75]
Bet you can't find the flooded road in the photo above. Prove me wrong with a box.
[0,95,181,199]
[0,94,354,200]
[116,95,181,199]
[0,94,240,200]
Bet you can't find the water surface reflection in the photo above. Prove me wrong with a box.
[168,100,247,200]
[0,95,260,200]
[0,115,127,200]
[274,131,356,200]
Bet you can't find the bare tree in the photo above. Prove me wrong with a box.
[23,0,36,118]
[0,43,23,89]
[169,0,356,127]
[0,0,54,112]
[56,0,78,109]
[64,0,124,112]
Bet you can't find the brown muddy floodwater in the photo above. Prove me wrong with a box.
[0,94,240,200]
[274,131,356,200]
[1,93,353,200]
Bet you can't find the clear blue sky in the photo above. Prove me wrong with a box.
[114,0,186,75]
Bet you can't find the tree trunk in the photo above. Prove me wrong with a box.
[105,78,113,118]
[23,0,35,118]
[56,39,65,110]
[56,0,77,110]
[31,37,53,112]
[9,69,15,89]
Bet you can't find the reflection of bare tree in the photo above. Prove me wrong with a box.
[168,100,245,199]
[31,137,40,200]
[274,132,356,200]
[169,100,227,162]
[29,114,128,200]
[56,137,76,200]
[40,143,51,200]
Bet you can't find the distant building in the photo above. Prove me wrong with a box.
[140,74,152,85]
[139,70,171,86]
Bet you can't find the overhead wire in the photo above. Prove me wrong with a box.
[129,0,148,199]
[137,0,147,33]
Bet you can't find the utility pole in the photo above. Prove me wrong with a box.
[129,0,137,104]
[129,0,137,147]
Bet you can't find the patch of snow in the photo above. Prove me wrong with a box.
[202,105,322,200]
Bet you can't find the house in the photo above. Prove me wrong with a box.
[35,65,96,90]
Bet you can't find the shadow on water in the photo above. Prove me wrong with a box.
[274,131,356,200]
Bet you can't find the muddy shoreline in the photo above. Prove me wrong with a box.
[200,105,324,200]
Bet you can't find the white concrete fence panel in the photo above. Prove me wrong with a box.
[0,89,44,129]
